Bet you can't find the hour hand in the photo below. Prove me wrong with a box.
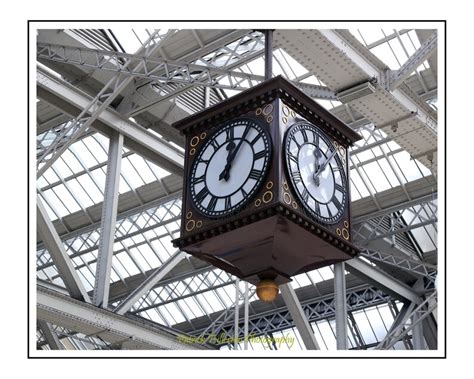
[312,148,322,185]
[219,141,236,181]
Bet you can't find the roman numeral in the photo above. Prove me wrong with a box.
[314,202,320,215]
[301,188,309,202]
[291,170,302,183]
[249,169,262,180]
[335,183,345,194]
[289,153,298,164]
[224,196,232,210]
[254,150,266,160]
[241,187,248,198]
[332,196,342,210]
[242,124,251,140]
[293,137,301,149]
[192,175,205,186]
[249,134,260,146]
[207,196,218,211]
[211,139,221,150]
[225,127,234,142]
[327,206,333,218]
[301,129,308,143]
[195,187,209,203]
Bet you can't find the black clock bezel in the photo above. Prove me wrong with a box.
[189,116,272,219]
[284,120,348,224]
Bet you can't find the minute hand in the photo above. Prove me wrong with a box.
[313,149,337,180]
[218,126,250,181]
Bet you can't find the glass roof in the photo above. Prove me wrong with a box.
[36,27,438,351]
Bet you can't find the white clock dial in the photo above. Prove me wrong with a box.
[189,117,272,218]
[284,121,347,224]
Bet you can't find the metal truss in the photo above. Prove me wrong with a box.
[37,41,336,103]
[376,290,437,349]
[196,286,256,342]
[37,285,212,350]
[36,30,177,178]
[191,285,391,344]
[388,31,438,90]
[359,249,437,284]
[130,269,238,324]
[353,195,437,246]
[37,197,182,274]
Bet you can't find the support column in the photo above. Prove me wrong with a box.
[334,262,348,349]
[234,278,240,349]
[411,279,425,349]
[280,283,320,350]
[93,132,123,308]
[114,251,186,315]
[37,196,91,302]
[243,281,249,350]
[38,320,63,350]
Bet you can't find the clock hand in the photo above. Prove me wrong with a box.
[218,141,236,181]
[313,148,337,185]
[219,125,250,181]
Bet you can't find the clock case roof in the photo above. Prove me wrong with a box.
[172,75,362,147]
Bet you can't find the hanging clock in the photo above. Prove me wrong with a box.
[172,76,361,294]
[284,121,348,224]
[189,117,272,218]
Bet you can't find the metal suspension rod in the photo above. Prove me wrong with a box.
[264,30,273,80]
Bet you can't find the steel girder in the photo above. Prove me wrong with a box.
[192,285,391,344]
[376,290,437,349]
[36,30,177,178]
[114,251,187,315]
[280,283,320,350]
[36,285,214,350]
[275,29,438,173]
[92,132,123,308]
[37,42,337,102]
[353,195,437,246]
[37,67,185,176]
[389,32,438,90]
[37,196,91,302]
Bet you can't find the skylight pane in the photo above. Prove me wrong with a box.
[42,189,70,218]
[71,142,99,167]
[67,179,95,208]
[121,158,145,188]
[53,185,82,214]
[76,174,103,203]
[128,155,156,184]
[61,150,84,174]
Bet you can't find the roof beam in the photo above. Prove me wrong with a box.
[93,132,123,308]
[114,251,187,315]
[37,196,91,303]
[37,42,337,101]
[280,283,320,350]
[37,67,184,176]
[36,285,213,350]
[37,320,64,350]
[390,32,437,90]
[345,258,420,303]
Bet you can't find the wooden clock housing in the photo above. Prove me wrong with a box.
[172,76,362,285]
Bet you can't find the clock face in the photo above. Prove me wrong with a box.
[284,121,347,224]
[189,117,272,218]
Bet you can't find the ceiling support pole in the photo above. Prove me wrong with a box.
[234,278,240,349]
[280,283,320,350]
[93,131,123,308]
[334,262,348,349]
[264,30,273,80]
